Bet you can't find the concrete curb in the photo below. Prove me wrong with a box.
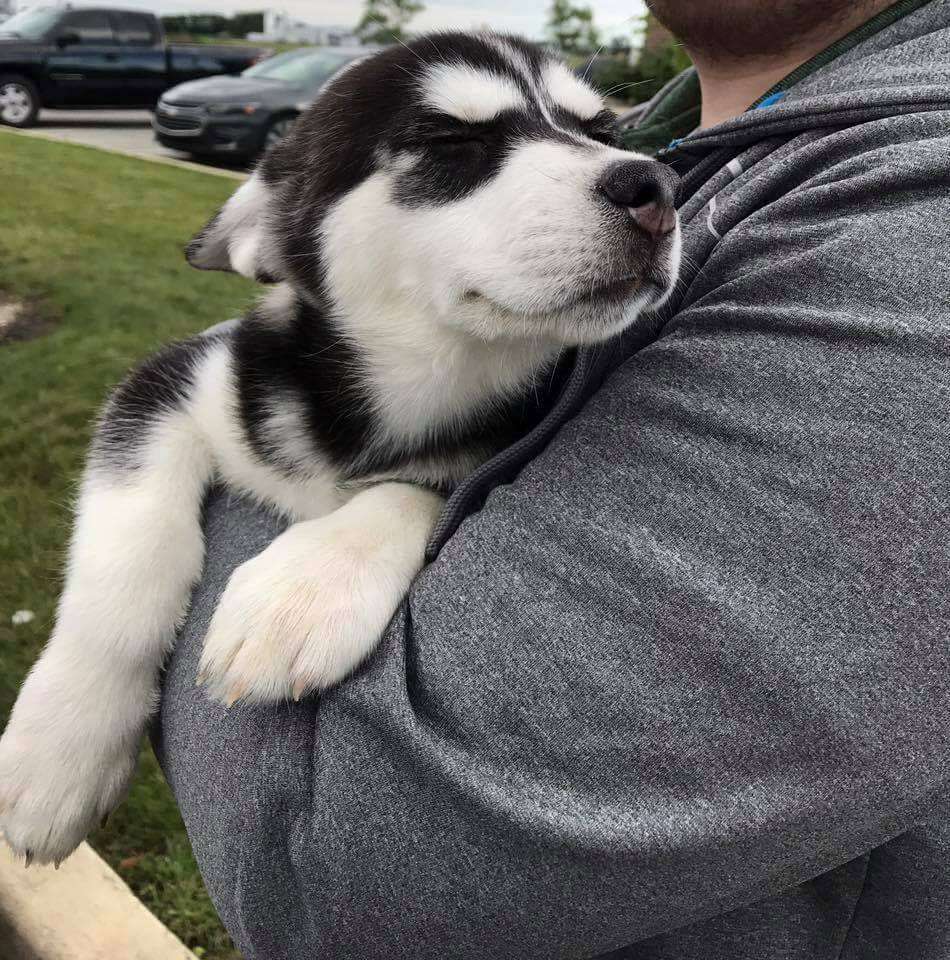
[0,842,197,959]
[0,126,246,180]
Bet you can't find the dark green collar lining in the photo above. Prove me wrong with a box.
[623,0,934,155]
[622,70,701,156]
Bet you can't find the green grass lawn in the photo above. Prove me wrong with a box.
[0,132,256,958]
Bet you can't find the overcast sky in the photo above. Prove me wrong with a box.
[50,0,648,42]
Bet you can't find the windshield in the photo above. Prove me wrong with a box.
[242,48,358,89]
[0,6,62,40]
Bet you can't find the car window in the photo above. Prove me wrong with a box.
[59,11,116,45]
[0,6,62,40]
[112,12,157,47]
[242,49,357,90]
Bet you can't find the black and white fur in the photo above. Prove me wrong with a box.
[0,32,680,865]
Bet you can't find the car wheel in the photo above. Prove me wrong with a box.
[0,76,40,128]
[263,115,296,152]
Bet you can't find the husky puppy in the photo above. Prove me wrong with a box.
[0,32,679,865]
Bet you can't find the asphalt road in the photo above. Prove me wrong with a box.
[29,108,247,174]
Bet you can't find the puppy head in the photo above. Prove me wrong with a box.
[187,32,680,347]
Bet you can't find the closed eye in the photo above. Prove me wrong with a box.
[402,110,506,152]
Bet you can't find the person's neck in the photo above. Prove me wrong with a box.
[688,0,894,129]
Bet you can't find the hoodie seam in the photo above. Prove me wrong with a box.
[836,853,874,960]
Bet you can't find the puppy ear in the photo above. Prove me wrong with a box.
[185,174,280,280]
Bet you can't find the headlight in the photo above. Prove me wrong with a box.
[205,103,260,116]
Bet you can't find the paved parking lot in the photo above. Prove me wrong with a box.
[22,109,246,177]
[37,108,159,155]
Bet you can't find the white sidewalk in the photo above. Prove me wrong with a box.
[0,122,245,180]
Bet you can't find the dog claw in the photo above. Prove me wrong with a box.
[23,850,33,868]
[54,859,62,870]
[292,681,308,702]
[100,813,109,829]
[224,687,245,708]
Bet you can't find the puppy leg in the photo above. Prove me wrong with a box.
[199,482,445,705]
[0,410,212,865]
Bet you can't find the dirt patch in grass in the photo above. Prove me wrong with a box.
[0,293,61,344]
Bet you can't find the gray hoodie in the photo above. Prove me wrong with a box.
[157,2,950,957]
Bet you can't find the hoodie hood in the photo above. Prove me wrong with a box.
[627,0,950,160]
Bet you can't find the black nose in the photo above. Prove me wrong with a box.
[597,160,679,239]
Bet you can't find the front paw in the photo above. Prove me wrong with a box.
[198,515,419,706]
[0,695,136,866]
